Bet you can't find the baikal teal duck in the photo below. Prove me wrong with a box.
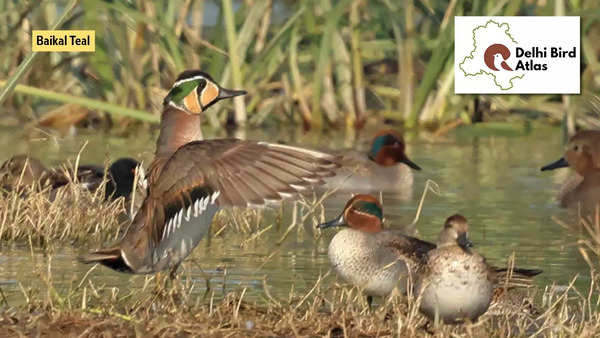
[81,70,341,274]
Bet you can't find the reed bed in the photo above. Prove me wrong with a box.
[1,0,600,133]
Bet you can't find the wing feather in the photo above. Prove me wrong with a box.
[134,138,340,268]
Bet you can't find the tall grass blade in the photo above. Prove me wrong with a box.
[407,28,453,128]
[312,0,353,129]
[0,0,79,106]
[0,81,158,123]
[222,0,246,125]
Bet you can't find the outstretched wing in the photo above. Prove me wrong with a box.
[154,139,340,208]
[139,139,340,271]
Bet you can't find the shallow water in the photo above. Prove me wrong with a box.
[0,124,590,305]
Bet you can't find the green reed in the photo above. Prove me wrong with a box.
[0,0,599,131]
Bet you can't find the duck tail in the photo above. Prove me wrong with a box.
[511,267,543,277]
[78,247,133,273]
[493,267,543,288]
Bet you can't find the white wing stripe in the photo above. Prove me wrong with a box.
[260,142,335,159]
[162,191,222,241]
[176,209,183,229]
[211,191,221,203]
[185,205,191,222]
[194,199,200,217]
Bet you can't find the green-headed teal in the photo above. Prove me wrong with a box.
[318,195,542,313]
[324,130,420,193]
[317,194,435,305]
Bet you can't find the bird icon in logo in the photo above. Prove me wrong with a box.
[484,44,513,71]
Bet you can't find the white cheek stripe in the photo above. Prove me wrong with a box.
[168,101,187,111]
[171,75,207,89]
[161,191,221,241]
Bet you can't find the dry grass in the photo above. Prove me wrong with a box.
[2,177,600,336]
[0,170,126,247]
[0,256,599,337]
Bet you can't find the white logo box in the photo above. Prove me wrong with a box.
[455,16,580,94]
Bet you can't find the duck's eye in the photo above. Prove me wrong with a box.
[573,145,579,152]
[195,80,207,99]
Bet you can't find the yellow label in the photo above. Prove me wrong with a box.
[32,30,95,52]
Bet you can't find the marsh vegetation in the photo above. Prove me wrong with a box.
[2,0,600,336]
[1,0,600,132]
[0,128,598,336]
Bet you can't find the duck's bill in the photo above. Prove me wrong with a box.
[218,87,247,100]
[457,232,473,249]
[317,213,345,229]
[540,157,569,171]
[401,156,422,171]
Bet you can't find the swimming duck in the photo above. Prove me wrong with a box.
[541,130,600,212]
[0,155,143,202]
[81,70,341,274]
[323,130,421,193]
[317,195,542,311]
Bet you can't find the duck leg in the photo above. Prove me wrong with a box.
[168,263,181,280]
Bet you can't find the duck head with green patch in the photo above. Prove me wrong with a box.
[368,130,421,170]
[163,70,247,114]
[156,70,247,158]
[317,194,383,233]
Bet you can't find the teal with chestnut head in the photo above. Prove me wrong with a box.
[541,130,600,211]
[320,130,421,193]
[368,130,421,170]
[317,194,434,305]
[318,194,384,233]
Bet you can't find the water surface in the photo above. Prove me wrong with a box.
[0,124,590,304]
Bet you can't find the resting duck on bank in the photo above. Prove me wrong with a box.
[0,155,143,202]
[317,194,542,320]
[81,70,341,274]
